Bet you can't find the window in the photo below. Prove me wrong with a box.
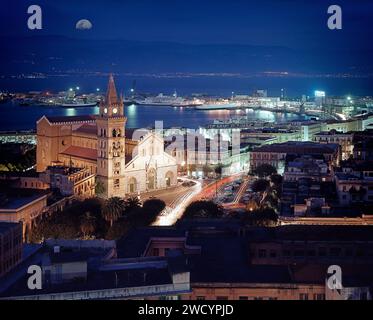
[270,250,277,258]
[283,250,291,257]
[217,296,228,301]
[330,248,341,257]
[239,296,248,300]
[258,249,267,258]
[318,247,327,257]
[307,250,316,257]
[299,294,309,300]
[360,292,368,300]
[196,296,205,301]
[294,250,305,257]
[313,294,325,300]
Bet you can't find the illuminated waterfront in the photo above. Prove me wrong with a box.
[0,101,307,131]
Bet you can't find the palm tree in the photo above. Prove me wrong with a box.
[102,197,125,227]
[80,212,96,239]
[124,197,142,212]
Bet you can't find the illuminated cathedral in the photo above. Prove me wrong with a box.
[36,75,178,198]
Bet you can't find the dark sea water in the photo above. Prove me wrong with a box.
[1,74,371,131]
[0,101,306,131]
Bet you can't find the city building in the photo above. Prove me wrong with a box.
[0,191,48,238]
[314,130,354,160]
[39,166,95,198]
[36,75,178,198]
[250,141,340,174]
[0,240,190,300]
[335,161,373,206]
[0,222,23,278]
[284,156,331,182]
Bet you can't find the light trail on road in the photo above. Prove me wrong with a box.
[153,178,202,226]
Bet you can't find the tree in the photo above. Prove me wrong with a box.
[246,199,259,212]
[253,164,277,178]
[141,199,166,225]
[270,174,283,186]
[252,179,270,193]
[124,197,142,213]
[202,165,213,178]
[184,200,224,219]
[214,164,223,178]
[260,186,280,212]
[102,197,125,227]
[80,212,96,239]
[245,208,278,227]
[95,180,106,196]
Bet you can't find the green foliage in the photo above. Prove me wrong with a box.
[214,164,224,176]
[102,197,125,226]
[270,174,283,186]
[184,200,224,219]
[29,198,105,242]
[252,179,270,193]
[244,208,279,227]
[253,164,277,178]
[95,180,106,196]
[29,196,167,242]
[80,212,96,238]
[0,144,36,172]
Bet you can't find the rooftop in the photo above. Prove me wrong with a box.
[60,146,97,162]
[0,190,48,210]
[247,225,373,242]
[252,141,340,154]
[44,115,96,124]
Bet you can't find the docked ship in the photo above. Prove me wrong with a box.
[135,92,203,107]
[195,100,242,110]
[60,99,98,108]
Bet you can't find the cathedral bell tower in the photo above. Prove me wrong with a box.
[96,74,127,198]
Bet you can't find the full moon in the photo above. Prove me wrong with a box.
[75,19,93,30]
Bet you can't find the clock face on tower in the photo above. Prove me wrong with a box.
[104,108,108,114]
[113,108,118,114]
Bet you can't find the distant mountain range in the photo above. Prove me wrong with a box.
[2,35,373,76]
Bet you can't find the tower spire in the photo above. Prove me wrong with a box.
[106,73,118,105]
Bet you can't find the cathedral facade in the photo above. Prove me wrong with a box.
[36,75,178,198]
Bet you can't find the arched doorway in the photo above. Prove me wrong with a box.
[128,177,137,194]
[147,168,157,190]
[165,171,174,187]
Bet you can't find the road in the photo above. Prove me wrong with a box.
[194,174,243,201]
[150,178,202,226]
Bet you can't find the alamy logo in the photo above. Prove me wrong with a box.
[27,5,43,30]
[27,265,42,290]
[327,265,343,290]
[328,5,342,30]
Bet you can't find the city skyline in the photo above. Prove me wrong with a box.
[1,1,373,304]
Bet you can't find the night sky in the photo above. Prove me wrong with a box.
[2,1,373,95]
[2,0,373,49]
